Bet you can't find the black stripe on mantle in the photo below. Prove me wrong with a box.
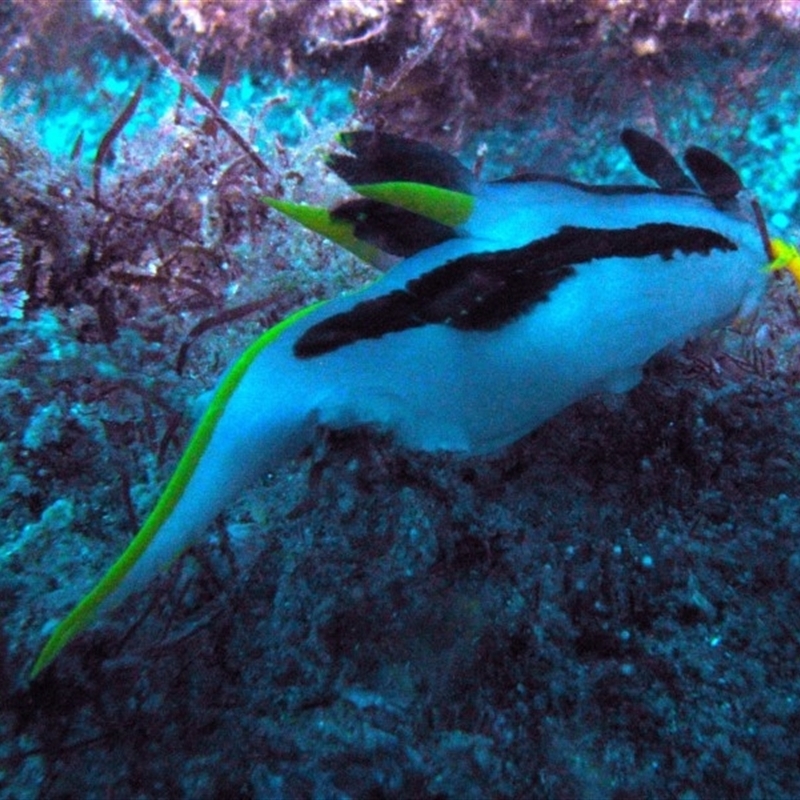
[294,223,736,359]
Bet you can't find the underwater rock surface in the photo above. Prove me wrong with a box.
[2,1,800,798]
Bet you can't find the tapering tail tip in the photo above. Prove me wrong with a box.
[30,582,108,679]
[29,522,161,680]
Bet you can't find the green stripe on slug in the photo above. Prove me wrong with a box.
[30,300,326,679]
[351,182,475,227]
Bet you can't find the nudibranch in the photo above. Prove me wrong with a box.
[31,128,783,678]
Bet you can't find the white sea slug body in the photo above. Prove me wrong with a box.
[30,128,773,678]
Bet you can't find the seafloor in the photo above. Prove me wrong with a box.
[2,1,800,798]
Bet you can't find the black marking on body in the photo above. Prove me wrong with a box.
[329,130,475,193]
[331,198,455,257]
[294,223,736,359]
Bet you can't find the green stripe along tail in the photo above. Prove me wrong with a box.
[30,301,325,679]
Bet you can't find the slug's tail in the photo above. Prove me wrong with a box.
[30,485,188,679]
[30,304,323,679]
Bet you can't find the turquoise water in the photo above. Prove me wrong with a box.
[2,57,354,161]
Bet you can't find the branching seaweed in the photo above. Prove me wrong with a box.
[92,80,144,204]
[101,0,270,174]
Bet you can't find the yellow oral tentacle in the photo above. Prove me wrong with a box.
[766,238,800,288]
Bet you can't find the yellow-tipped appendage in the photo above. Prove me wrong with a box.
[263,184,476,262]
[262,197,385,265]
[30,301,326,679]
